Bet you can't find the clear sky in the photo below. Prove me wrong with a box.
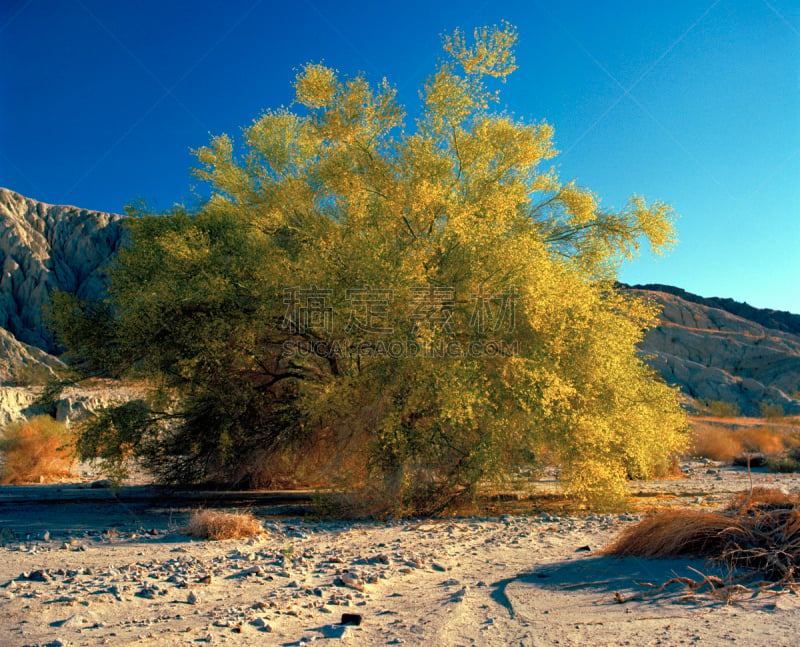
[1,1,798,312]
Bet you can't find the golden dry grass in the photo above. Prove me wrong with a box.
[181,510,264,540]
[690,421,796,462]
[0,415,75,484]
[606,488,800,581]
[739,427,790,453]
[690,423,744,462]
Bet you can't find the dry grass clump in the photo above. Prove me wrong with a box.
[0,415,75,484]
[690,422,793,462]
[691,423,743,462]
[181,509,264,540]
[739,426,790,454]
[606,488,800,581]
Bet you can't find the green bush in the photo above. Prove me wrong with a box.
[767,456,800,473]
[700,399,740,418]
[759,402,786,419]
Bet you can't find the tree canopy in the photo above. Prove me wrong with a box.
[54,24,688,512]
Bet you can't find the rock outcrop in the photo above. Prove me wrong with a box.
[0,188,126,426]
[0,382,143,428]
[0,187,124,353]
[630,288,800,416]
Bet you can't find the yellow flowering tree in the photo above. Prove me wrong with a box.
[54,24,687,511]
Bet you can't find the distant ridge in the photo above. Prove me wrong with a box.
[623,284,800,416]
[625,283,800,336]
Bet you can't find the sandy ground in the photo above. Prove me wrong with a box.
[2,461,800,647]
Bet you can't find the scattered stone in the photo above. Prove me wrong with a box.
[187,590,200,605]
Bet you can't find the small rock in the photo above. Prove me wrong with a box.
[339,572,366,592]
[452,586,468,601]
[340,612,362,626]
[27,569,49,582]
[187,590,200,605]
[137,586,157,599]
[322,624,352,638]
[57,613,90,628]
[251,617,272,632]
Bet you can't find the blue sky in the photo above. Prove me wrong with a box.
[1,0,798,312]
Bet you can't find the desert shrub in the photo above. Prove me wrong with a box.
[9,363,55,387]
[0,415,74,484]
[606,488,800,581]
[767,457,800,473]
[181,510,263,540]
[52,24,687,513]
[759,402,786,419]
[700,399,740,418]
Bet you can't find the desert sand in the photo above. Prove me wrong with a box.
[2,461,800,647]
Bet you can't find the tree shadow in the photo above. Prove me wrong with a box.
[490,555,738,621]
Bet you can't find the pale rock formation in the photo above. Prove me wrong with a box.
[0,382,142,429]
[0,326,64,385]
[631,290,800,416]
[0,187,124,352]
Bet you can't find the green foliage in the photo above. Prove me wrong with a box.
[7,362,55,387]
[700,399,741,418]
[759,402,786,419]
[767,456,800,473]
[52,24,687,511]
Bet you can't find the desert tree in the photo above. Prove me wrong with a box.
[53,24,687,511]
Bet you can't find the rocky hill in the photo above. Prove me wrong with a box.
[0,188,125,423]
[629,283,800,337]
[627,287,800,416]
[0,187,124,353]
